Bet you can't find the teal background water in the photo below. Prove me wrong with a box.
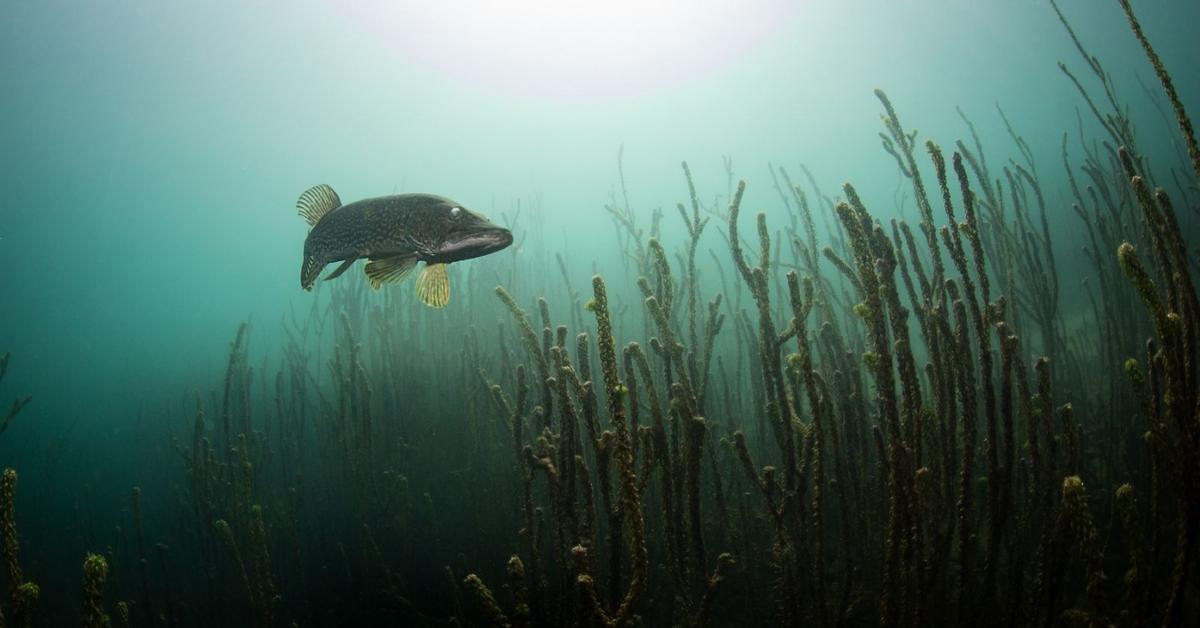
[0,0,1197,623]
[4,0,1195,425]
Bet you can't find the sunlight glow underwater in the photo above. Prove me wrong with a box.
[337,0,799,101]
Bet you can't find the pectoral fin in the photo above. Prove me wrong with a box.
[324,258,356,281]
[415,263,450,308]
[364,254,419,289]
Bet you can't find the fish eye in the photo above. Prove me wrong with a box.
[450,206,462,219]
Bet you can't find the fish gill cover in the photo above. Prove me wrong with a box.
[0,0,1197,626]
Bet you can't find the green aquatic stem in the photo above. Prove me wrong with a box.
[785,271,828,624]
[0,354,32,438]
[1061,476,1105,616]
[463,573,510,628]
[496,286,553,427]
[0,469,22,608]
[0,469,35,628]
[1118,0,1200,183]
[727,180,800,493]
[588,275,647,626]
[876,88,944,290]
[81,554,109,628]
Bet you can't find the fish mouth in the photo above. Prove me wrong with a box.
[434,227,514,263]
[300,256,322,291]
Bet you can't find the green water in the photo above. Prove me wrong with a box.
[1,1,1197,626]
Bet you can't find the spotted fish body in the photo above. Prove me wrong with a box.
[297,185,513,307]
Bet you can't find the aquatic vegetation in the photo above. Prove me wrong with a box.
[80,554,109,628]
[1,469,38,628]
[0,355,32,438]
[1,3,1197,627]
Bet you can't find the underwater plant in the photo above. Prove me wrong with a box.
[1,469,38,628]
[1,2,1195,627]
[0,355,31,438]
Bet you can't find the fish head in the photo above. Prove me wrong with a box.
[418,198,514,263]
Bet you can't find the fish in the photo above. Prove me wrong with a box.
[296,184,513,307]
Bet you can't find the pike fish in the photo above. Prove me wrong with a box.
[297,184,513,307]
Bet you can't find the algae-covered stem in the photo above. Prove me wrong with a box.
[785,271,828,626]
[1118,0,1200,183]
[2,468,39,625]
[727,180,800,491]
[0,354,32,438]
[584,275,648,627]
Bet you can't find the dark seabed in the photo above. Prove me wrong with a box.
[1,0,1198,626]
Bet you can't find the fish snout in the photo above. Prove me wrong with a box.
[476,226,513,256]
[494,227,514,250]
[435,226,514,263]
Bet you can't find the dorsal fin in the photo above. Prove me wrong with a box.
[297,184,341,228]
